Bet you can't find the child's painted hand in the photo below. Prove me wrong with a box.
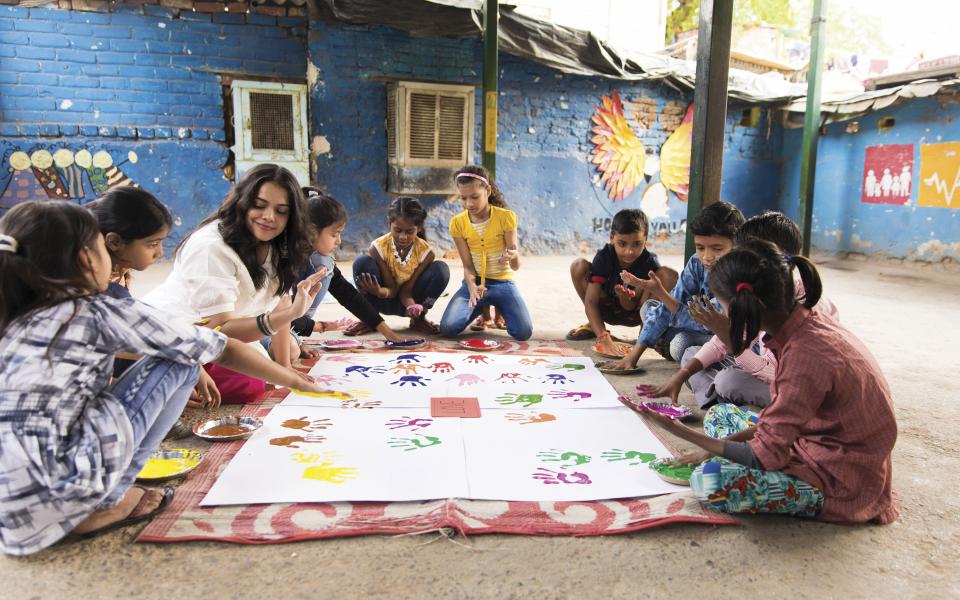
[649,372,686,405]
[188,366,221,408]
[405,303,424,318]
[291,270,328,318]
[499,246,519,265]
[621,269,666,298]
[355,273,384,297]
[597,335,622,357]
[597,356,637,372]
[687,295,730,340]
[668,449,711,466]
[468,284,486,308]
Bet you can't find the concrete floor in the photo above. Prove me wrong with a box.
[3,253,958,599]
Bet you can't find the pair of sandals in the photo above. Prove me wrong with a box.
[470,313,506,332]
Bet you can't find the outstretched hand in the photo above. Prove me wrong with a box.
[688,295,730,341]
[620,269,667,299]
[355,273,384,297]
[290,270,328,318]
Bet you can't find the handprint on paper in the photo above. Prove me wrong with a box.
[600,449,657,466]
[290,450,339,464]
[496,372,529,384]
[323,354,358,363]
[302,462,359,484]
[269,434,327,449]
[429,362,455,373]
[536,448,592,469]
[281,416,332,432]
[392,353,423,364]
[543,374,574,385]
[547,363,586,372]
[531,467,593,485]
[447,373,483,387]
[390,375,430,387]
[464,354,489,364]
[387,434,442,451]
[505,412,557,425]
[518,357,548,366]
[495,393,543,408]
[385,416,434,431]
[548,390,592,401]
[389,363,423,375]
[340,399,382,409]
[344,365,386,378]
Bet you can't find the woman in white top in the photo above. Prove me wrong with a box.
[144,164,319,399]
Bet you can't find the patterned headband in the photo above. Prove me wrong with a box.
[455,172,489,186]
[0,234,18,254]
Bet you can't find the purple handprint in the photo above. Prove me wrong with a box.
[447,373,483,387]
[345,365,386,378]
[392,353,423,364]
[385,416,434,431]
[548,390,592,401]
[464,354,489,364]
[391,375,430,387]
[531,467,593,485]
[542,374,574,385]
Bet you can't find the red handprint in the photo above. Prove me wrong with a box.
[496,372,529,383]
[464,354,489,364]
[429,362,454,373]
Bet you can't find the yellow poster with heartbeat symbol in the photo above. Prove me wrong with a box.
[919,142,960,208]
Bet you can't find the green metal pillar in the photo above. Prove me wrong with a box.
[798,0,827,257]
[482,0,498,179]
[685,0,734,263]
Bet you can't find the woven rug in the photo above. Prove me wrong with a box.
[137,339,737,543]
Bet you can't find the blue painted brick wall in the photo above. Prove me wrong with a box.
[307,20,783,255]
[0,5,307,247]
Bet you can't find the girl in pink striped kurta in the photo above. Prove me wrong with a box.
[641,240,899,523]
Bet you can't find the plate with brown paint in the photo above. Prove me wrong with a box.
[193,416,263,442]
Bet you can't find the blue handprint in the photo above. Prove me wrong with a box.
[392,353,424,364]
[344,365,386,378]
[391,375,430,387]
[543,374,574,385]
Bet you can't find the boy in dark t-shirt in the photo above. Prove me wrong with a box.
[567,209,678,356]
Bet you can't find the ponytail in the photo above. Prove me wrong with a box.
[709,240,813,355]
[0,201,101,335]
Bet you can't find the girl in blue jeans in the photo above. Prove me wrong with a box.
[0,201,330,556]
[440,166,532,341]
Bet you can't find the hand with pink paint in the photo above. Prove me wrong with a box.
[464,354,489,364]
[548,390,592,401]
[385,416,434,431]
[311,374,345,386]
[405,303,425,318]
[429,361,454,373]
[447,373,483,387]
[505,412,556,425]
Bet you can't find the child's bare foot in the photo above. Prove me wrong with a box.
[409,317,440,335]
[469,316,490,331]
[72,486,172,537]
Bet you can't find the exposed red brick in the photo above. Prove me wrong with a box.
[226,2,247,12]
[159,0,193,7]
[254,4,284,16]
[193,1,226,13]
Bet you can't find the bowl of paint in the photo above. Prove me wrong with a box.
[193,415,263,442]
[649,458,695,486]
[321,339,364,351]
[136,448,203,482]
[459,338,502,351]
[385,338,426,349]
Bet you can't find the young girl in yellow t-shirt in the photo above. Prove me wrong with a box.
[439,165,532,341]
[352,196,450,335]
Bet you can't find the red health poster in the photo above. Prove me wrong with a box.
[862,144,913,204]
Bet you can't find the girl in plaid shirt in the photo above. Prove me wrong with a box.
[0,201,331,555]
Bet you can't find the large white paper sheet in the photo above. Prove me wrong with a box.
[281,352,623,410]
[201,406,468,505]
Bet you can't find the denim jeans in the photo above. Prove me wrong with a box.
[639,299,712,361]
[440,278,533,341]
[352,254,450,317]
[99,357,199,506]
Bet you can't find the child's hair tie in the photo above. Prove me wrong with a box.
[735,282,753,293]
[455,172,489,186]
[0,234,19,254]
[784,254,794,265]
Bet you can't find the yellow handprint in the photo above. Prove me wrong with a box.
[302,462,359,484]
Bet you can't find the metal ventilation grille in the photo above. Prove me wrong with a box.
[250,92,294,151]
[438,95,465,160]
[408,92,438,159]
[386,87,397,160]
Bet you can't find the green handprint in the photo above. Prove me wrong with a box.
[536,448,592,469]
[387,434,442,451]
[601,449,657,466]
[548,363,586,372]
[495,393,543,408]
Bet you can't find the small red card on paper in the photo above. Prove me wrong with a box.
[430,397,481,418]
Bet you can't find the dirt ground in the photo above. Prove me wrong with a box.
[2,253,958,599]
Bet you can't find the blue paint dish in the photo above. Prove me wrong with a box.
[385,338,426,348]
